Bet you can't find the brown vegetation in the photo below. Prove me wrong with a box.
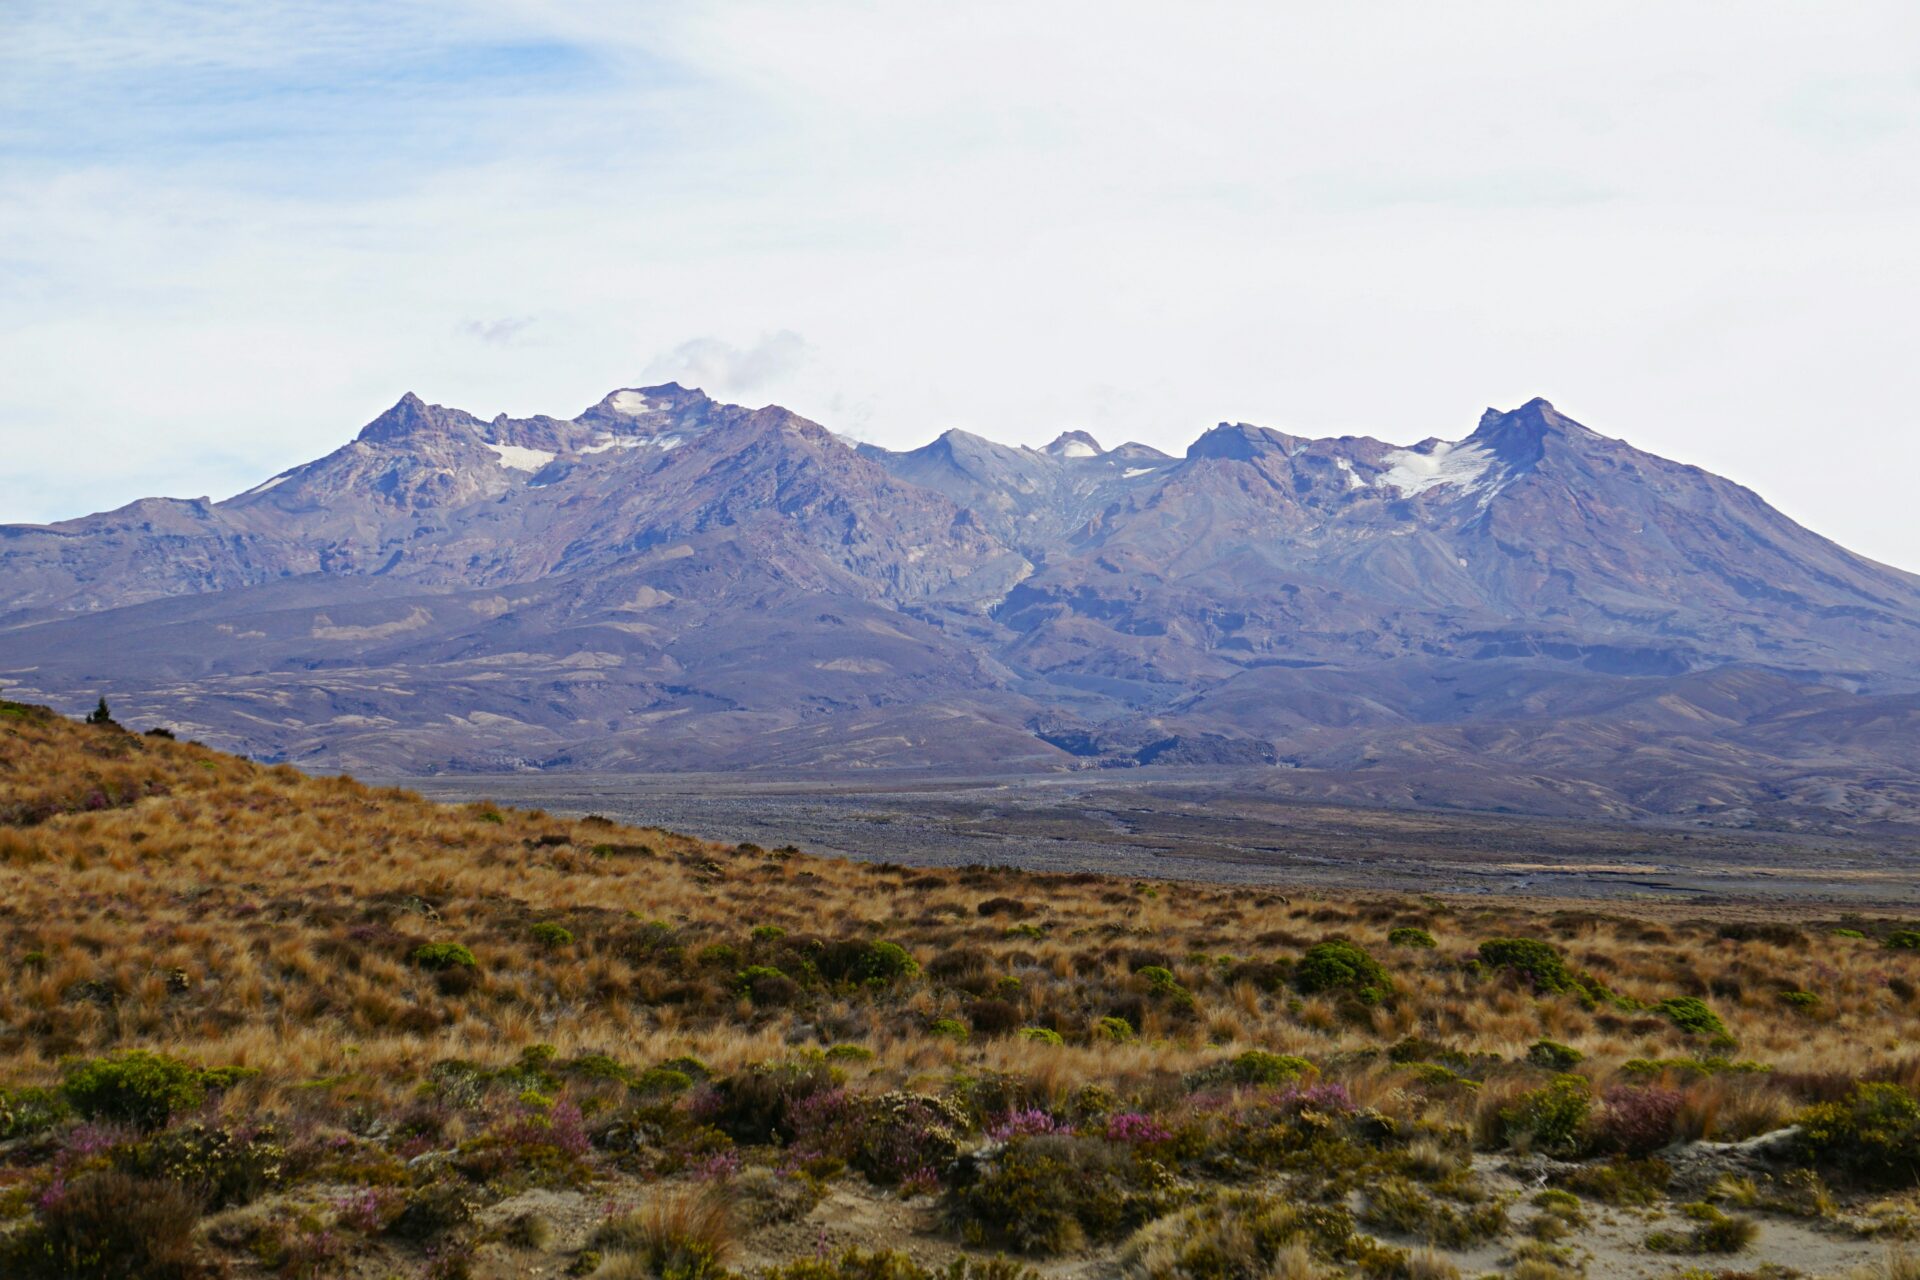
[3,699,1920,1277]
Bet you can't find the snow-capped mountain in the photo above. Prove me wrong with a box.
[3,386,1918,832]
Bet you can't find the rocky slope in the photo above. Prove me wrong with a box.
[2,384,1917,832]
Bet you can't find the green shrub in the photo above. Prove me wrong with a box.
[1292,940,1391,1003]
[1094,1016,1135,1043]
[1386,927,1436,949]
[825,1044,876,1063]
[411,942,477,971]
[930,1018,970,1042]
[529,922,574,949]
[1119,1193,1407,1279]
[1526,1039,1584,1071]
[1227,1051,1316,1088]
[1645,1201,1758,1254]
[816,939,921,985]
[1500,1075,1592,1153]
[1831,928,1865,939]
[751,924,787,942]
[1886,930,1920,950]
[1475,938,1602,1000]
[1653,996,1730,1041]
[1778,990,1820,1010]
[945,1134,1181,1255]
[62,1050,222,1130]
[1797,1082,1920,1185]
[1360,1175,1508,1247]
[1018,1027,1064,1046]
[631,1067,694,1097]
[115,1122,285,1209]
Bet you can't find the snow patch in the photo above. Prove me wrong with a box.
[244,473,291,496]
[609,390,657,416]
[1056,440,1098,458]
[580,433,683,455]
[484,442,557,472]
[1122,467,1159,479]
[1333,457,1367,489]
[1380,441,1497,497]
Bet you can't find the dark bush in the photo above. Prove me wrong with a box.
[1591,1086,1683,1156]
[976,898,1030,918]
[945,1134,1180,1255]
[1526,1039,1584,1071]
[967,998,1024,1037]
[1386,927,1436,949]
[709,1059,835,1143]
[736,966,802,1006]
[6,1173,209,1280]
[814,939,920,985]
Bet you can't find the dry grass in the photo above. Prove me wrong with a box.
[3,700,1919,1276]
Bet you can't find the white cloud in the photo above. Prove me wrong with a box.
[644,330,810,396]
[1,2,1918,568]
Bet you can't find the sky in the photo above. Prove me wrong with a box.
[3,2,1919,569]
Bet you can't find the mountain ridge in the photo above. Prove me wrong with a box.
[2,384,1917,834]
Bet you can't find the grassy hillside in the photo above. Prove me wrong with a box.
[3,700,1920,1279]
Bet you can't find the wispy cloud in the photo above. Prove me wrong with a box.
[645,331,811,396]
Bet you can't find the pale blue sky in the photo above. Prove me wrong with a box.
[4,2,1919,568]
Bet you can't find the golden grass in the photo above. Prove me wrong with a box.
[0,699,1913,1137]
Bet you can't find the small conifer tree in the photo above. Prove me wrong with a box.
[86,696,113,725]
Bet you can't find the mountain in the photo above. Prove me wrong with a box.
[3,384,1918,833]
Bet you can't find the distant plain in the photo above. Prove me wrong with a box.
[397,770,1920,908]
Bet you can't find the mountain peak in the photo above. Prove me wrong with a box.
[355,392,472,444]
[1187,422,1293,461]
[581,382,711,422]
[1043,430,1104,459]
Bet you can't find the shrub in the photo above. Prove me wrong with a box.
[750,924,787,942]
[760,1249,1039,1280]
[816,939,920,985]
[1797,1082,1920,1185]
[1119,1193,1407,1279]
[707,1059,835,1143]
[1361,1176,1508,1247]
[1645,1201,1757,1254]
[529,922,574,949]
[1549,1156,1671,1206]
[1018,1027,1064,1046]
[1591,1086,1683,1157]
[591,1191,732,1280]
[736,965,801,1006]
[1387,927,1436,949]
[5,1173,210,1280]
[1094,1016,1135,1043]
[116,1122,286,1208]
[411,942,477,971]
[1135,966,1197,1013]
[1526,1039,1584,1071]
[945,1134,1180,1255]
[1475,938,1601,1000]
[62,1050,214,1129]
[1653,996,1730,1041]
[1499,1075,1592,1153]
[1886,930,1920,950]
[1778,990,1820,1010]
[929,1018,970,1042]
[1226,1050,1316,1088]
[1292,940,1391,1002]
[967,998,1024,1037]
[825,1044,876,1063]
